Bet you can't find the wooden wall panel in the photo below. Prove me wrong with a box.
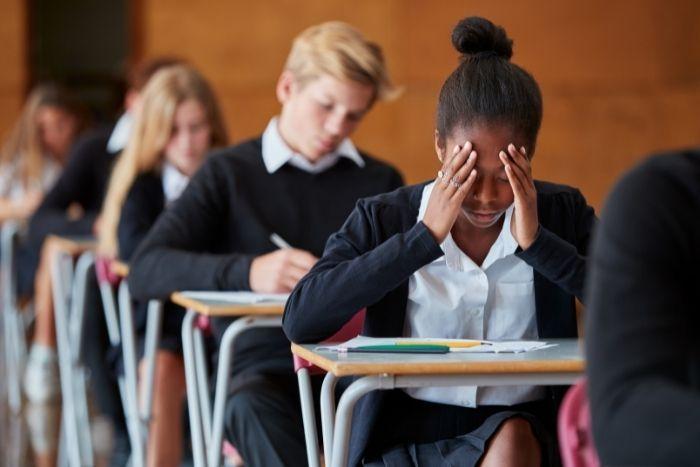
[139,0,700,209]
[0,0,26,140]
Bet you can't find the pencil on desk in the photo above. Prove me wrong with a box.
[396,340,491,348]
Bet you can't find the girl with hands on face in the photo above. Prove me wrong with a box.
[285,16,596,467]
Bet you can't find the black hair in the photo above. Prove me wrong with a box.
[436,17,542,153]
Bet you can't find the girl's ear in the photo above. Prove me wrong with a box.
[434,129,445,163]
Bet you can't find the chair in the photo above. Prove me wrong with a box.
[1,221,27,413]
[95,257,164,467]
[557,378,600,467]
[294,309,366,467]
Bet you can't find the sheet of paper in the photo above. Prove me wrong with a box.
[315,336,552,353]
[181,291,289,304]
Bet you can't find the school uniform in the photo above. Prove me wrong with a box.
[586,151,700,466]
[117,164,190,354]
[284,180,596,466]
[128,118,403,466]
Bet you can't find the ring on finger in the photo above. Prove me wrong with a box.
[451,178,461,188]
[437,170,445,179]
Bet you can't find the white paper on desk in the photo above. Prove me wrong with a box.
[180,291,289,304]
[315,336,552,353]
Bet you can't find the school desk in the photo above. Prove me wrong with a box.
[291,338,585,467]
[171,291,285,467]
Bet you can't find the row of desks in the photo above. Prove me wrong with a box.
[51,236,585,467]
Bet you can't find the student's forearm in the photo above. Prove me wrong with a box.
[283,222,441,343]
[128,248,255,300]
[516,226,587,301]
[28,211,96,246]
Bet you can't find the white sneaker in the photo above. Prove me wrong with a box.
[25,402,61,454]
[23,345,61,404]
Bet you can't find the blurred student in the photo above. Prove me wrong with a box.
[0,82,85,467]
[586,150,700,465]
[129,21,403,466]
[99,64,227,466]
[284,17,596,466]
[0,83,85,223]
[22,58,180,467]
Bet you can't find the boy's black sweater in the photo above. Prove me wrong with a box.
[129,137,403,375]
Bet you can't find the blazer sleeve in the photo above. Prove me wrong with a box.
[128,157,255,301]
[28,132,106,244]
[516,187,596,302]
[586,158,700,465]
[283,197,443,343]
[117,175,163,262]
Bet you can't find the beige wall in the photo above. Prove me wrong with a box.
[0,0,25,140]
[139,1,700,209]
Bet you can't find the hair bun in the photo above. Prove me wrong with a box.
[451,16,513,60]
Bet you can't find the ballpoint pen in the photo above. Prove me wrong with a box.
[269,233,292,249]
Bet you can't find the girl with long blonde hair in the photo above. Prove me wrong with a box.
[99,64,227,258]
[0,83,85,222]
[98,63,227,467]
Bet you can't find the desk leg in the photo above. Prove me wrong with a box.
[182,310,206,467]
[297,368,320,467]
[331,375,395,467]
[69,253,95,466]
[194,327,212,447]
[207,316,283,467]
[1,221,24,414]
[51,250,81,467]
[320,372,338,464]
[140,299,163,426]
[118,281,145,467]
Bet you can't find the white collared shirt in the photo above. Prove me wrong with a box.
[107,113,133,154]
[404,182,543,408]
[161,162,190,205]
[0,156,62,200]
[261,118,365,174]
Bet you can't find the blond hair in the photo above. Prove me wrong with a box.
[285,21,400,102]
[98,65,228,257]
[0,84,85,190]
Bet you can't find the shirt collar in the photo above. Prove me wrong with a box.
[107,113,133,154]
[261,117,364,174]
[417,181,518,271]
[161,162,190,204]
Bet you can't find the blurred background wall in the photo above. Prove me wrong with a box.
[3,0,700,209]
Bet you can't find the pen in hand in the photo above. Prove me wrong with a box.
[270,233,292,249]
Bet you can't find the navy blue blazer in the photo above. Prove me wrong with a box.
[284,181,596,466]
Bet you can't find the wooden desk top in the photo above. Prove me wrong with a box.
[170,291,286,317]
[47,235,96,256]
[291,339,585,377]
[111,261,129,278]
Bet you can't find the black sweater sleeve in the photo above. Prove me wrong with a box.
[128,156,255,301]
[517,187,596,302]
[283,195,443,343]
[28,129,110,243]
[586,155,700,465]
[117,174,164,262]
